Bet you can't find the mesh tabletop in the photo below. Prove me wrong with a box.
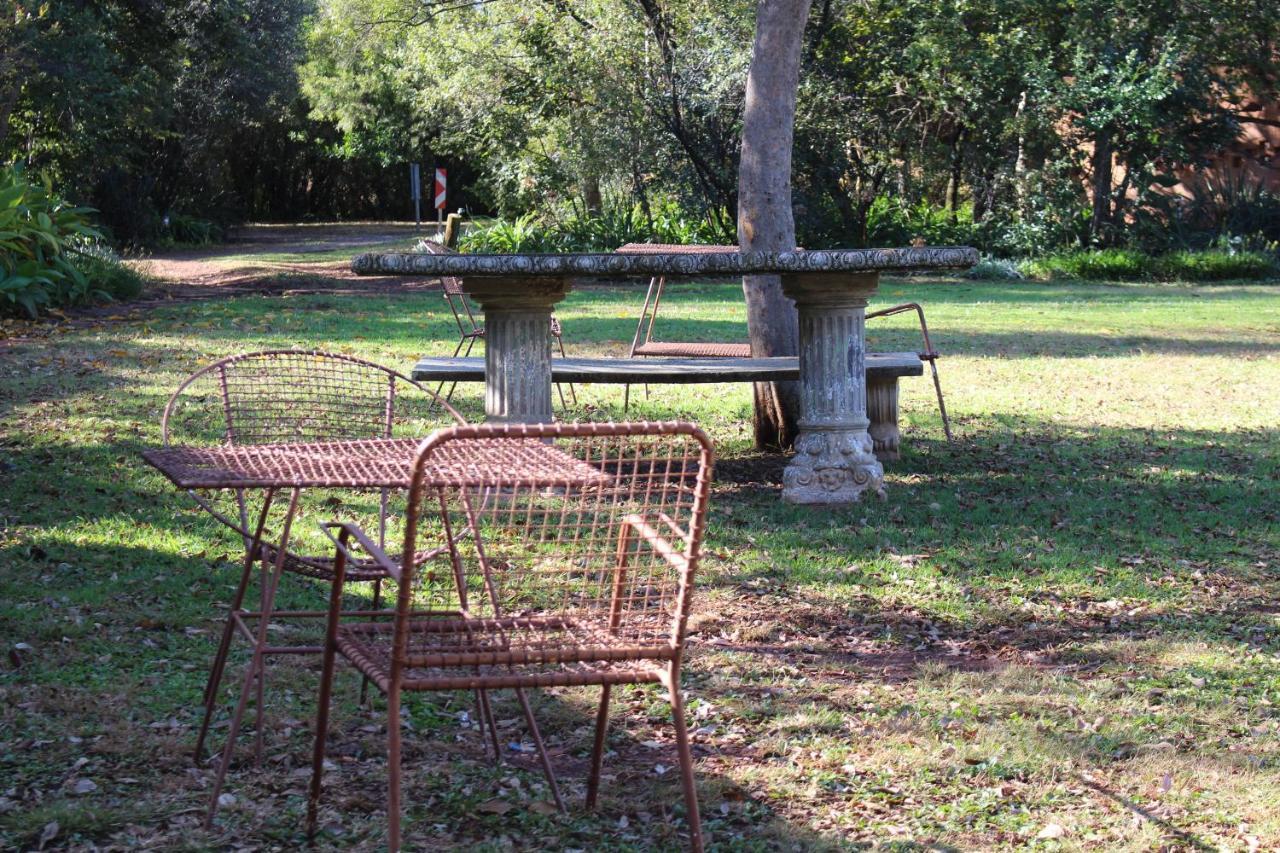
[143,437,611,490]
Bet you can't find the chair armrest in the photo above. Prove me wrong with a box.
[320,521,401,582]
[620,513,688,572]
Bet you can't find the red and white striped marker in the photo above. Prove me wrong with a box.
[434,168,447,211]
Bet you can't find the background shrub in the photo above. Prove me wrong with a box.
[456,200,733,254]
[1020,249,1154,281]
[1153,250,1276,281]
[0,164,147,317]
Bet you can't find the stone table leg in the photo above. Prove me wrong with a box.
[462,276,572,424]
[780,272,885,504]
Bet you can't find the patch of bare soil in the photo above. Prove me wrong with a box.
[1,223,439,347]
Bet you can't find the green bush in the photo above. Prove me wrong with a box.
[1020,249,1154,281]
[457,200,733,254]
[159,212,224,246]
[0,164,148,316]
[1153,250,1276,281]
[0,165,105,316]
[965,257,1023,280]
[72,240,147,301]
[1020,248,1277,282]
[864,196,979,248]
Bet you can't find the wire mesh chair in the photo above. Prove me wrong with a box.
[865,302,953,441]
[159,350,510,824]
[307,421,715,852]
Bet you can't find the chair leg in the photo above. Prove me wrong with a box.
[585,684,611,809]
[476,688,502,763]
[386,689,403,853]
[445,336,478,403]
[555,334,577,405]
[253,563,267,767]
[306,584,343,839]
[666,668,703,852]
[195,492,277,765]
[514,687,565,812]
[435,336,468,402]
[194,546,256,764]
[622,384,631,414]
[205,489,299,827]
[359,578,384,707]
[928,358,953,442]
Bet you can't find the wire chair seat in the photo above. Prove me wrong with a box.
[632,340,751,358]
[335,616,675,693]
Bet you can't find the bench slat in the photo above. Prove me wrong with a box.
[412,353,923,384]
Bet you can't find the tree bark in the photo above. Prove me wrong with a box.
[1090,127,1113,244]
[739,0,812,450]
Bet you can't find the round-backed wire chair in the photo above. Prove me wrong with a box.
[159,350,509,822]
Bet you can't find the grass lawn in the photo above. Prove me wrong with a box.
[1,276,1278,850]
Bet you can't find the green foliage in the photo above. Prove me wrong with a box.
[964,257,1024,281]
[458,201,734,253]
[864,197,979,248]
[70,240,147,302]
[158,213,224,247]
[1020,248,1277,282]
[1154,250,1277,281]
[0,165,104,317]
[2,0,314,243]
[1021,249,1155,281]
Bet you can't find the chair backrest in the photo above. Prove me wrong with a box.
[394,421,714,654]
[440,277,482,336]
[162,350,465,448]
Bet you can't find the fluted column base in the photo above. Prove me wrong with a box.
[780,271,885,504]
[463,276,572,424]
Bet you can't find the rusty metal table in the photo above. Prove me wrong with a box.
[352,247,977,504]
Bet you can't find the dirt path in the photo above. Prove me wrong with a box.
[137,222,438,297]
[1,223,441,346]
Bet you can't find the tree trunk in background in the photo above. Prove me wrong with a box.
[739,0,811,450]
[582,174,603,215]
[1090,127,1113,244]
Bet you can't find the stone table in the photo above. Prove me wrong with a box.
[352,247,977,504]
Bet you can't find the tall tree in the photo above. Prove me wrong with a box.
[738,0,811,449]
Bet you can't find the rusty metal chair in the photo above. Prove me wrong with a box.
[866,302,952,441]
[159,350,509,823]
[307,421,714,852]
[618,243,747,412]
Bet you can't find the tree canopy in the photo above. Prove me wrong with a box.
[3,0,1276,249]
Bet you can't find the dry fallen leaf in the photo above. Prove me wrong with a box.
[1036,822,1066,839]
[476,798,512,815]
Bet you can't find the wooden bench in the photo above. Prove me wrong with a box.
[412,353,924,461]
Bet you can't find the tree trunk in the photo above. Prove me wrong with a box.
[582,173,603,215]
[1090,127,1113,245]
[738,0,812,450]
[945,126,965,219]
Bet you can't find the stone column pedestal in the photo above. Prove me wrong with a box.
[780,272,885,504]
[462,276,572,424]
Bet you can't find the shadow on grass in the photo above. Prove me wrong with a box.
[706,417,1277,669]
